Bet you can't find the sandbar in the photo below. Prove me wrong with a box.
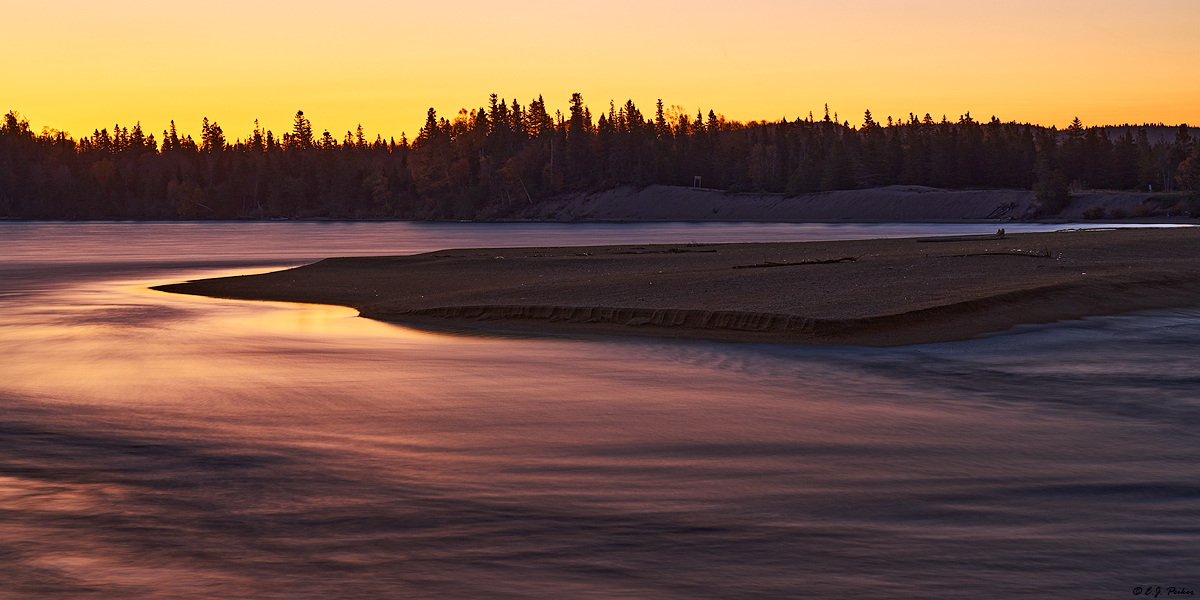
[154,228,1200,346]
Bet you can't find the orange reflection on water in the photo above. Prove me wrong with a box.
[1,268,452,412]
[137,270,437,341]
[6,257,1200,598]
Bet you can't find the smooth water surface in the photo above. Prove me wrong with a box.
[1,222,1197,598]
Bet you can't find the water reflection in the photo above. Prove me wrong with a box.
[144,289,419,339]
[1,222,1198,599]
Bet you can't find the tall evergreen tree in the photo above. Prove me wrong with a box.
[290,110,314,150]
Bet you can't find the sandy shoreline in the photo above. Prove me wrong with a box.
[516,184,1196,223]
[154,228,1200,346]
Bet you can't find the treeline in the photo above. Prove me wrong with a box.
[1,96,1198,220]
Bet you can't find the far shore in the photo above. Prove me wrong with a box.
[4,184,1197,225]
[510,184,1197,224]
[154,227,1200,347]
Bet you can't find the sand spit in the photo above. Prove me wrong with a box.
[155,228,1200,347]
[515,184,1194,223]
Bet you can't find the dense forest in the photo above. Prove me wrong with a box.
[1,95,1198,220]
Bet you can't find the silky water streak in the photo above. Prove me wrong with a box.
[1,221,1197,599]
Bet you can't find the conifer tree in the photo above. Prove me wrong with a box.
[201,118,225,153]
[291,110,314,150]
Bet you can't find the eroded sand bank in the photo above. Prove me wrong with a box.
[155,228,1200,346]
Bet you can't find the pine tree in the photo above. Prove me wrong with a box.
[164,120,180,152]
[416,107,439,146]
[862,109,877,130]
[654,99,667,137]
[251,119,265,152]
[201,117,225,153]
[291,110,314,150]
[130,122,146,152]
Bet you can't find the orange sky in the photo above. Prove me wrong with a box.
[4,0,1198,142]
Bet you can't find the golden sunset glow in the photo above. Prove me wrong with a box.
[5,0,1199,140]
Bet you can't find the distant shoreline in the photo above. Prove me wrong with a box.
[154,227,1200,347]
[509,185,1196,224]
[7,105,1196,222]
[5,185,1197,225]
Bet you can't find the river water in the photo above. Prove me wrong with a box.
[1,221,1197,599]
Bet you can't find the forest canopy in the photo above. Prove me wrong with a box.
[1,96,1197,220]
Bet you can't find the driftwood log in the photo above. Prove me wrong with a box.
[945,249,1051,258]
[917,228,1006,243]
[732,256,859,269]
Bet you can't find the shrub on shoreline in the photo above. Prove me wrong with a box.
[1131,203,1154,218]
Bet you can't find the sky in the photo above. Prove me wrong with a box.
[4,0,1198,142]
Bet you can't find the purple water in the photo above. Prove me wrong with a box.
[1,221,1197,598]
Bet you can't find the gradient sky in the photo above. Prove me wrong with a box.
[5,0,1198,142]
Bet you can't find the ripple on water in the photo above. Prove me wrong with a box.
[1,222,1198,598]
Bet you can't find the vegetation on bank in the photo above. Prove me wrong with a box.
[1,96,1198,220]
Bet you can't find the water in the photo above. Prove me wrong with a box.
[1,221,1197,598]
